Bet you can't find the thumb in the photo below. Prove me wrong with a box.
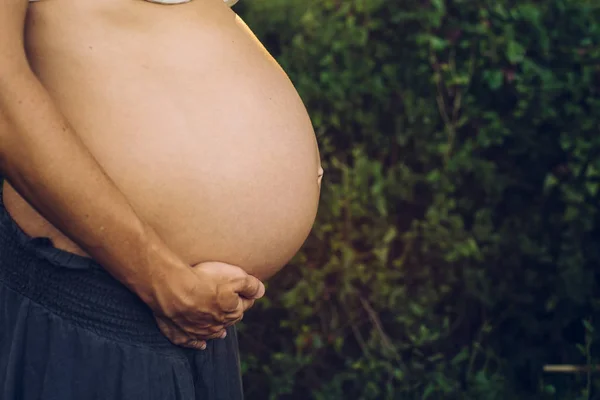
[230,275,265,299]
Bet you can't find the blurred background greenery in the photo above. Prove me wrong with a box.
[235,0,600,399]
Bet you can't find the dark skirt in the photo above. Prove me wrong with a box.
[0,187,244,400]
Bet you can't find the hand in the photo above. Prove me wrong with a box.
[152,261,265,350]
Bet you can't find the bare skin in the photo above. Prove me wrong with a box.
[0,0,321,347]
[8,0,322,277]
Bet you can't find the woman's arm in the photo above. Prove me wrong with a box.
[0,0,264,348]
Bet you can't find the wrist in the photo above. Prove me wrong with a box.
[131,226,192,310]
[98,221,190,311]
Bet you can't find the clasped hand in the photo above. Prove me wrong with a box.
[153,261,265,349]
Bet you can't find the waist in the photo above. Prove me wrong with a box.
[0,184,184,356]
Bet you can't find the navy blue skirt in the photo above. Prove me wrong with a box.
[0,187,244,400]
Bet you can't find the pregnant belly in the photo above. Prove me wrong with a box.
[8,0,322,279]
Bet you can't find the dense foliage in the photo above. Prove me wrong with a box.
[236,0,600,398]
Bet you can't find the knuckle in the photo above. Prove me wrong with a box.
[245,276,256,289]
[210,316,222,325]
[184,340,204,350]
[194,321,212,330]
[191,326,210,336]
[209,325,224,334]
[209,330,225,339]
[212,312,227,324]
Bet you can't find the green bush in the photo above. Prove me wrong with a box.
[237,0,600,398]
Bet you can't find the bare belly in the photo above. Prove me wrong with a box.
[4,0,322,280]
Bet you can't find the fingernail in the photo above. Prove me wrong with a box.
[221,331,227,339]
[200,343,207,350]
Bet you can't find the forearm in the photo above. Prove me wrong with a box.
[0,69,185,305]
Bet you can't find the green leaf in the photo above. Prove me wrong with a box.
[451,348,470,365]
[483,69,504,90]
[423,384,436,399]
[506,40,526,64]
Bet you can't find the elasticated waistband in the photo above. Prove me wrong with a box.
[0,183,182,355]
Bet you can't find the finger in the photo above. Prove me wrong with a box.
[224,297,255,314]
[194,329,227,341]
[223,296,255,319]
[240,297,255,312]
[182,339,208,350]
[216,277,264,313]
[157,319,209,350]
[215,288,241,313]
[204,324,226,336]
[231,276,266,300]
[223,315,243,328]
[220,299,252,328]
[179,323,228,339]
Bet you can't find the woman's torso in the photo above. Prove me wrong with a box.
[3,0,322,280]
